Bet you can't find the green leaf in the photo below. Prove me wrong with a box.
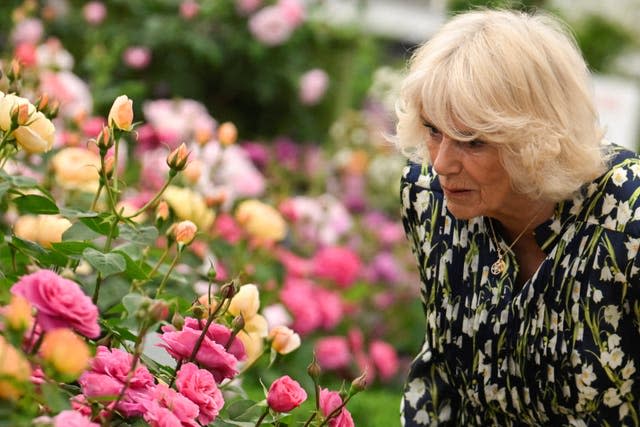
[9,236,68,267]
[0,180,11,199]
[80,213,118,237]
[82,248,126,277]
[113,249,152,280]
[59,208,100,219]
[118,223,159,246]
[225,399,266,422]
[50,241,95,258]
[13,194,59,214]
[41,382,70,413]
[62,221,102,241]
[7,174,38,188]
[122,292,150,317]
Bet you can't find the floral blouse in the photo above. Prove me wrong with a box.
[400,145,640,426]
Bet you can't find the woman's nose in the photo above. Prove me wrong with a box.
[432,137,462,176]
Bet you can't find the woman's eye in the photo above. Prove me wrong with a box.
[467,139,485,148]
[423,123,442,139]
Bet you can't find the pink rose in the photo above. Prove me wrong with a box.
[78,346,155,417]
[11,270,100,338]
[214,213,243,244]
[276,248,311,277]
[315,288,343,330]
[54,410,100,427]
[299,69,329,105]
[180,0,200,19]
[123,46,152,70]
[144,405,182,427]
[176,362,224,424]
[145,384,200,427]
[11,18,44,45]
[315,337,351,371]
[267,375,307,412]
[159,317,246,383]
[370,340,399,381]
[279,277,322,335]
[312,246,361,288]
[277,0,305,27]
[235,0,262,15]
[248,5,294,46]
[83,2,107,25]
[319,389,355,427]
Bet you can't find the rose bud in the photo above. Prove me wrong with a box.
[269,325,301,355]
[108,94,133,131]
[267,375,307,413]
[166,142,190,172]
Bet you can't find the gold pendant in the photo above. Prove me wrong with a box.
[491,258,505,275]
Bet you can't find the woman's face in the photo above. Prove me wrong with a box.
[424,122,520,221]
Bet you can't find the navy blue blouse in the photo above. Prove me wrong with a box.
[400,146,640,426]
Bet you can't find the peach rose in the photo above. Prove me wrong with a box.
[268,325,300,355]
[108,95,133,131]
[40,328,91,380]
[51,147,101,192]
[13,110,55,153]
[14,214,72,248]
[0,336,31,400]
[163,185,215,231]
[235,199,287,243]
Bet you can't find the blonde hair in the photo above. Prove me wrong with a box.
[392,9,607,202]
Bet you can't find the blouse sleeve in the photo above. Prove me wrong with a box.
[400,163,460,426]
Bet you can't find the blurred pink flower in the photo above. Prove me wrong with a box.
[267,375,307,412]
[54,410,99,427]
[176,362,224,424]
[315,337,351,370]
[236,0,263,15]
[273,137,300,170]
[218,145,266,197]
[248,5,294,46]
[319,388,355,427]
[299,69,329,105]
[213,213,243,244]
[312,246,361,288]
[145,384,200,427]
[277,0,305,27]
[241,141,270,170]
[262,303,292,329]
[11,270,100,338]
[280,277,322,335]
[368,252,402,283]
[369,340,399,381]
[315,288,343,330]
[36,38,74,70]
[143,99,216,149]
[123,46,152,70]
[81,116,106,138]
[276,248,311,277]
[159,317,246,383]
[11,18,44,45]
[180,0,200,19]
[14,43,38,68]
[79,346,155,417]
[140,148,171,190]
[83,1,107,25]
[39,70,93,118]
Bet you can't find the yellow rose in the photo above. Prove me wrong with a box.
[108,95,134,131]
[3,295,33,331]
[228,284,260,320]
[50,147,101,192]
[40,328,90,380]
[237,330,264,364]
[14,214,72,248]
[235,199,287,243]
[244,313,268,338]
[0,93,34,131]
[268,325,301,355]
[0,336,31,400]
[13,111,55,153]
[163,185,215,231]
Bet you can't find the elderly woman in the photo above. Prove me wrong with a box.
[394,8,640,427]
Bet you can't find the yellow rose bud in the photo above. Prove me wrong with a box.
[40,328,90,380]
[217,122,238,146]
[166,143,190,172]
[237,330,264,364]
[3,294,33,331]
[171,220,197,245]
[51,147,101,192]
[163,185,215,231]
[108,95,133,131]
[228,284,260,320]
[268,325,301,355]
[235,199,287,243]
[0,336,31,400]
[14,214,72,248]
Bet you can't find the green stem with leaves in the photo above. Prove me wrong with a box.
[255,407,269,427]
[154,251,180,298]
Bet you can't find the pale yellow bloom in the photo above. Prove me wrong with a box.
[40,328,90,380]
[13,110,55,153]
[163,185,215,231]
[268,325,301,355]
[51,147,101,192]
[14,214,72,248]
[3,295,33,331]
[0,336,31,400]
[235,199,287,243]
[237,330,264,364]
[171,220,198,245]
[228,284,260,320]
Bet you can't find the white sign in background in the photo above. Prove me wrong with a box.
[593,74,640,152]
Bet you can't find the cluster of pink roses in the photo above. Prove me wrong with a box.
[244,0,305,46]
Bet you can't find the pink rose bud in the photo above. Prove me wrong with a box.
[267,375,307,412]
[108,95,133,131]
[35,93,49,112]
[172,220,197,245]
[96,126,112,150]
[155,200,169,222]
[166,142,190,172]
[102,154,115,178]
[15,103,30,126]
[149,300,170,321]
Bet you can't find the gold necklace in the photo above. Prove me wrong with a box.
[487,211,542,275]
